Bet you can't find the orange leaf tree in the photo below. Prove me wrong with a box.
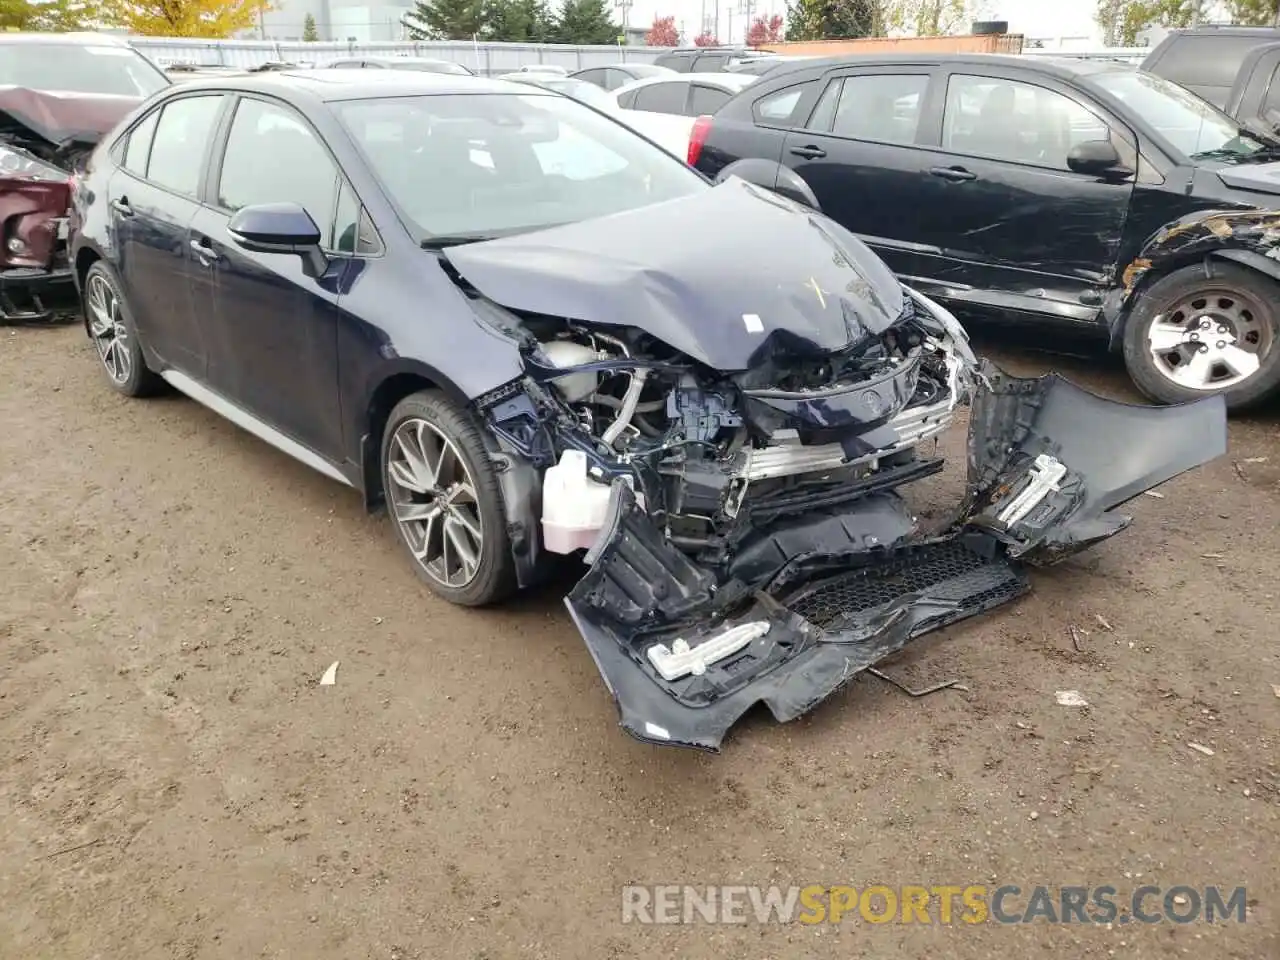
[101,0,269,36]
[745,12,783,44]
[692,29,717,45]
[645,13,678,44]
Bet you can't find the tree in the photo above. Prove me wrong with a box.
[555,0,618,43]
[1093,0,1196,46]
[882,0,964,35]
[646,13,678,44]
[403,0,484,39]
[302,10,318,38]
[746,12,783,43]
[785,0,880,39]
[692,29,718,44]
[1224,0,1278,25]
[1,0,100,30]
[484,0,555,40]
[100,0,267,36]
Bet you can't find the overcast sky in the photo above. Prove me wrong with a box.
[621,0,1104,46]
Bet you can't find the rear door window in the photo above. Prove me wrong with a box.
[122,109,159,176]
[1150,35,1265,92]
[145,95,224,196]
[688,83,731,115]
[604,67,634,90]
[632,81,689,114]
[693,52,731,71]
[575,68,606,88]
[806,74,929,145]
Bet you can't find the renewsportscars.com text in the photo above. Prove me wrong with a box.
[621,884,1248,925]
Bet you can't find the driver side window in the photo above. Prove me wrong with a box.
[217,97,340,246]
[942,74,1111,171]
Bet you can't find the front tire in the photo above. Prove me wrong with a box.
[1123,263,1280,412]
[380,390,516,607]
[82,261,163,398]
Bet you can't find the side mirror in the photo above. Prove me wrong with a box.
[228,201,328,277]
[1066,139,1128,177]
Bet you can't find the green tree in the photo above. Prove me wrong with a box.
[1094,0,1197,46]
[302,10,318,38]
[882,0,963,35]
[785,0,881,40]
[1225,0,1278,25]
[402,0,485,40]
[555,0,618,44]
[484,0,555,41]
[0,0,99,30]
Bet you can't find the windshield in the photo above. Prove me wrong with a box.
[1088,69,1269,160]
[507,77,617,111]
[0,44,169,98]
[335,92,705,242]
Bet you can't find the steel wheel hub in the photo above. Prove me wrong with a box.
[86,274,131,385]
[1146,289,1273,391]
[386,417,483,589]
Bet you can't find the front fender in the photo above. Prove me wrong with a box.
[714,159,821,212]
[1108,208,1280,344]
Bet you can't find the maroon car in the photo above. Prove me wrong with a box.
[0,32,169,322]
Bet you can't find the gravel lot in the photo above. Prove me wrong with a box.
[1,322,1277,959]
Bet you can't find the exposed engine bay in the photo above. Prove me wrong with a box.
[469,288,1227,751]
[485,288,965,557]
[438,179,1228,751]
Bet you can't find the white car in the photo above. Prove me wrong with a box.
[609,73,756,159]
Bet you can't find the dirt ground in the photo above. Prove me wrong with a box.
[1,321,1277,959]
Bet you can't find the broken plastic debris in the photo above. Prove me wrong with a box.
[1142,490,1165,499]
[1240,456,1268,464]
[1201,553,1225,560]
[319,661,340,686]
[647,622,769,681]
[1055,690,1089,707]
[1094,614,1113,631]
[1187,742,1215,757]
[1271,683,1280,699]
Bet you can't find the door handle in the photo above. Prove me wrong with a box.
[189,238,218,261]
[110,197,134,217]
[789,144,827,159]
[929,166,977,182]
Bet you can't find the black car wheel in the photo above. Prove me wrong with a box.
[1123,263,1280,412]
[82,261,163,398]
[381,390,517,607]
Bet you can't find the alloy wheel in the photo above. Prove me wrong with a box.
[1146,288,1274,392]
[386,417,484,589]
[86,273,132,386]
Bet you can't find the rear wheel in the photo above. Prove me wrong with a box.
[1123,263,1280,412]
[380,390,517,607]
[82,261,163,398]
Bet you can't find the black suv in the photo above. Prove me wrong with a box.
[692,53,1280,411]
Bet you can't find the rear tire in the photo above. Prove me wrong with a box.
[1122,263,1280,413]
[381,390,517,607]
[82,261,163,398]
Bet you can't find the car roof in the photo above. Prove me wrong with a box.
[155,69,544,102]
[761,52,1138,81]
[358,56,468,66]
[0,31,134,46]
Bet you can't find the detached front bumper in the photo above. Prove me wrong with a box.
[0,263,75,323]
[566,364,1227,751]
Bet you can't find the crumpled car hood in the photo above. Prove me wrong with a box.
[443,177,907,371]
[0,86,140,148]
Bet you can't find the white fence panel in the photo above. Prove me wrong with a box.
[127,36,665,74]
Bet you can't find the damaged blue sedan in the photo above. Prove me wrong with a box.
[69,70,1227,750]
